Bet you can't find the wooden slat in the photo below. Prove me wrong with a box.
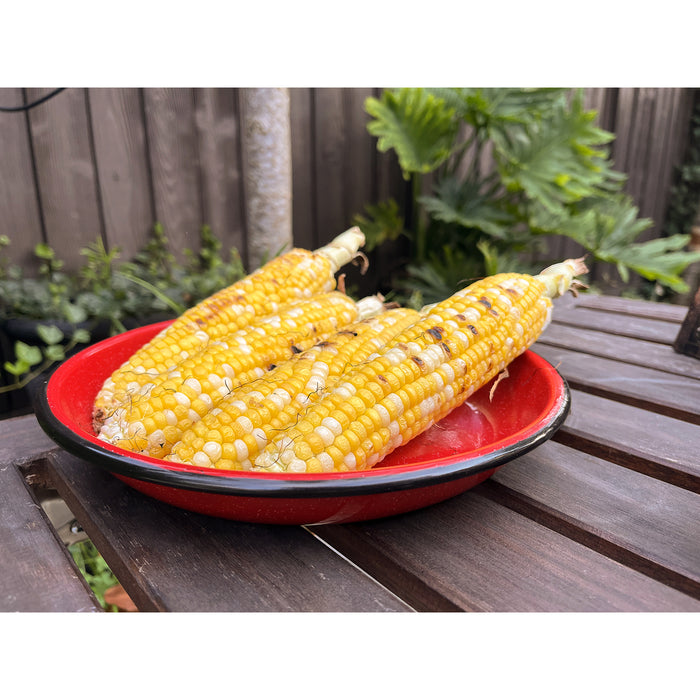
[142,88,203,260]
[556,389,700,492]
[533,345,700,424]
[0,416,101,612]
[583,87,617,132]
[46,450,412,612]
[344,88,375,228]
[643,89,681,241]
[193,88,247,266]
[312,488,700,612]
[572,293,689,322]
[539,324,700,379]
[489,441,700,599]
[551,304,681,344]
[0,88,44,272]
[88,88,154,260]
[313,88,347,245]
[26,87,103,270]
[289,88,316,250]
[0,414,60,466]
[0,461,102,612]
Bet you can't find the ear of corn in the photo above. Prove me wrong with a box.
[240,258,587,473]
[166,306,421,470]
[96,291,381,457]
[93,227,365,424]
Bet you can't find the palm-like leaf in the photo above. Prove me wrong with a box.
[419,176,513,238]
[495,92,619,212]
[530,194,700,291]
[365,88,460,177]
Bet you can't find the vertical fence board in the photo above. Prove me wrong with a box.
[88,88,154,261]
[344,88,375,224]
[314,88,347,246]
[193,88,247,265]
[0,87,696,295]
[26,88,103,269]
[142,88,202,258]
[0,88,44,272]
[289,88,316,250]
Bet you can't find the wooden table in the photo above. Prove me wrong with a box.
[1,294,699,612]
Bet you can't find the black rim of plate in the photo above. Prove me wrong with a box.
[34,373,570,499]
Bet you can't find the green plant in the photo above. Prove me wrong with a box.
[356,88,700,306]
[0,224,247,396]
[68,539,120,611]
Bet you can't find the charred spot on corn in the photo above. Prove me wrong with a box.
[427,326,444,341]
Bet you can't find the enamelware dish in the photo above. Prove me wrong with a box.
[35,321,570,525]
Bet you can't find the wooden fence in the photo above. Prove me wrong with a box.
[0,87,696,286]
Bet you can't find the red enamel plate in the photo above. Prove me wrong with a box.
[35,321,570,525]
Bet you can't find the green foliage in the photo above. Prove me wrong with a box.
[352,198,406,252]
[68,540,119,611]
[366,88,460,176]
[360,88,700,305]
[1,224,247,394]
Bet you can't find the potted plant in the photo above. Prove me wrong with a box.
[0,224,246,415]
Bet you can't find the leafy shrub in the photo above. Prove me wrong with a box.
[356,88,700,306]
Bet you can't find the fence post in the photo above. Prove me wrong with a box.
[241,88,293,270]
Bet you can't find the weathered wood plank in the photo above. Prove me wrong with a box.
[344,88,375,229]
[46,450,412,612]
[0,414,59,467]
[0,460,102,612]
[0,88,44,272]
[289,88,316,250]
[0,415,101,612]
[88,88,154,260]
[567,293,689,323]
[532,345,700,424]
[142,88,202,260]
[539,323,700,379]
[551,304,682,345]
[312,488,700,612]
[314,88,347,245]
[26,87,103,270]
[556,389,700,492]
[193,88,247,265]
[489,441,700,599]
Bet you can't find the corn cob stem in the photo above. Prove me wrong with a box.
[97,292,383,458]
[93,227,366,423]
[167,306,421,469]
[248,259,587,473]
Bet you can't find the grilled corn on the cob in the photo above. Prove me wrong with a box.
[167,306,421,469]
[97,292,383,458]
[240,258,587,473]
[93,227,365,424]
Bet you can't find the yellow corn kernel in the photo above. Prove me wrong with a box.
[166,307,420,470]
[254,259,587,472]
[92,227,366,424]
[97,291,364,457]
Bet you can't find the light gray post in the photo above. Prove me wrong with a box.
[241,88,293,270]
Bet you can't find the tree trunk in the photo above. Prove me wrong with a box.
[241,88,293,270]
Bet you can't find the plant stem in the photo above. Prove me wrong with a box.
[117,270,186,315]
[0,336,81,394]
